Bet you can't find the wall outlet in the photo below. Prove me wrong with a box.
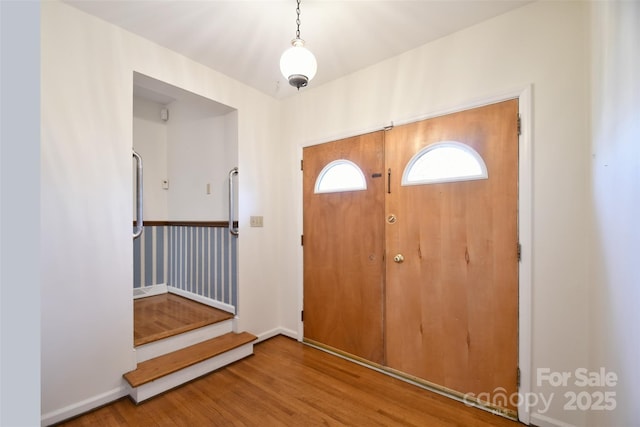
[250,216,263,227]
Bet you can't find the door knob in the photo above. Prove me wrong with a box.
[393,254,405,263]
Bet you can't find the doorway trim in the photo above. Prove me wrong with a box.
[297,85,533,425]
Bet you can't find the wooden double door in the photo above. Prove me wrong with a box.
[302,100,519,415]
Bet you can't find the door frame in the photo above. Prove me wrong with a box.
[296,85,533,425]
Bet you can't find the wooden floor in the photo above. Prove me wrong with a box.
[58,336,522,427]
[134,294,234,346]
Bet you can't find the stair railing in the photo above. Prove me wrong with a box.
[133,149,144,239]
[229,167,239,236]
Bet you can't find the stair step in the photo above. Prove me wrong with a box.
[136,319,234,363]
[134,293,234,347]
[124,331,257,388]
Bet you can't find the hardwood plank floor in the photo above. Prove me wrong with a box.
[134,294,234,346]
[58,336,522,426]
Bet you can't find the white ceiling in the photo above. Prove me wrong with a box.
[64,0,532,99]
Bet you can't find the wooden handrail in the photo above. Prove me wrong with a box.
[132,220,239,228]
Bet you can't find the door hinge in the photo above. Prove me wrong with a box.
[517,115,522,136]
[301,310,304,322]
[300,159,304,171]
[301,235,304,246]
[517,243,522,262]
[517,367,521,387]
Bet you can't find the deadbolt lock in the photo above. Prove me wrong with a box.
[393,254,405,263]
[387,214,397,224]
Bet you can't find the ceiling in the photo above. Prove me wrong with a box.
[64,0,532,99]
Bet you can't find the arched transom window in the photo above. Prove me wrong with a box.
[314,159,367,194]
[401,141,488,186]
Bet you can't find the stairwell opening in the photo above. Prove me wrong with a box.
[132,71,239,314]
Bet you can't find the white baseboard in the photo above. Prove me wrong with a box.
[278,327,298,340]
[257,327,298,342]
[41,384,128,426]
[133,283,167,299]
[167,286,235,314]
[531,413,576,427]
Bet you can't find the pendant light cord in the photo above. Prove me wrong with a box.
[295,0,301,39]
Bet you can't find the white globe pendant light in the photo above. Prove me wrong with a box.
[280,0,317,89]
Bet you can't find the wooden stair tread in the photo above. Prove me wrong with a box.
[124,332,257,388]
[134,294,235,347]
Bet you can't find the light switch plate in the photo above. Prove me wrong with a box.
[250,216,263,227]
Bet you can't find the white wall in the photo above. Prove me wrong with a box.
[589,2,640,426]
[133,96,169,220]
[40,2,282,424]
[279,2,591,426]
[167,104,235,221]
[133,93,238,221]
